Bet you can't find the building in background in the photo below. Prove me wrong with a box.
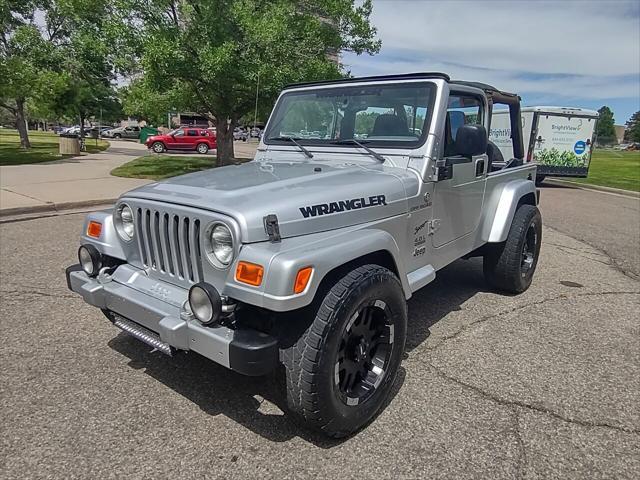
[614,125,626,144]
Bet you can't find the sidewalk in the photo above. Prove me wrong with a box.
[0,141,152,216]
[0,140,260,217]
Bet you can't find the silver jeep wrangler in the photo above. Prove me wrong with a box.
[67,73,541,437]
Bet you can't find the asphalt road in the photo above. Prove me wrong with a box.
[539,183,640,279]
[1,207,639,478]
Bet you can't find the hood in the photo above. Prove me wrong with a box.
[124,160,416,242]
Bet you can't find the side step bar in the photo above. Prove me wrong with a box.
[112,314,173,356]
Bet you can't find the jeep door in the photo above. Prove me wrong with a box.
[432,91,488,248]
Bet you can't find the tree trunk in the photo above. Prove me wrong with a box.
[15,98,31,149]
[215,116,235,166]
[79,114,85,144]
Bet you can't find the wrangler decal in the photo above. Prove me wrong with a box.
[300,195,387,218]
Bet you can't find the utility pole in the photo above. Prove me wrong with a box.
[253,71,260,139]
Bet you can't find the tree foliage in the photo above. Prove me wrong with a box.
[624,111,640,142]
[0,0,123,146]
[596,105,616,145]
[119,0,381,164]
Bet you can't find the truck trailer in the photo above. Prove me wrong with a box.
[490,106,598,184]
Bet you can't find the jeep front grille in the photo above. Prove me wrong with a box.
[135,207,203,284]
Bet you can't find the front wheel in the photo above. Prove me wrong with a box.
[282,264,407,437]
[113,133,121,139]
[196,143,209,154]
[483,204,542,293]
[151,141,165,153]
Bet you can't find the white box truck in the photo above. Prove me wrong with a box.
[490,106,598,184]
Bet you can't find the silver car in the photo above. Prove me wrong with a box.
[67,73,541,437]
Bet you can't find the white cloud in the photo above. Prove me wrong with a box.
[344,0,640,100]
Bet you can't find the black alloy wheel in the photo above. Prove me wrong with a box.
[335,301,394,406]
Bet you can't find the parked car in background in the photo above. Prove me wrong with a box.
[250,127,261,138]
[103,126,141,139]
[145,127,217,154]
[233,127,248,141]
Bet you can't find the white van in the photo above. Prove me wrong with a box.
[490,106,598,183]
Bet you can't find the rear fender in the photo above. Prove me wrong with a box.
[482,179,537,243]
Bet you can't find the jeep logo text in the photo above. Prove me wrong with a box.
[299,195,387,218]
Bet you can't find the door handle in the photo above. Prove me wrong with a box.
[475,159,485,177]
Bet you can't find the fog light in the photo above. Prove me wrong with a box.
[78,244,102,277]
[188,283,222,325]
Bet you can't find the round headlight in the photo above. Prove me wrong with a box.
[78,244,102,277]
[207,223,234,267]
[188,283,222,324]
[115,203,135,241]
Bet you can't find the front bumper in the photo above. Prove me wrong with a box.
[65,264,278,376]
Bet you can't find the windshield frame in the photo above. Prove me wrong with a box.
[263,81,437,150]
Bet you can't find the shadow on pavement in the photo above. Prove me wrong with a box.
[108,258,487,446]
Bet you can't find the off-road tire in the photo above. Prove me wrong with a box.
[483,204,542,293]
[281,264,407,438]
[151,141,165,153]
[196,143,209,154]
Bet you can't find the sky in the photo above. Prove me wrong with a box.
[342,0,640,125]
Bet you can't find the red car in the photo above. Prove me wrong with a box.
[145,127,217,154]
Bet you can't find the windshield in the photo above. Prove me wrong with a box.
[264,82,436,148]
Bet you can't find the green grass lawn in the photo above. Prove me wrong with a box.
[0,129,109,166]
[111,153,253,180]
[568,149,640,192]
[110,155,218,180]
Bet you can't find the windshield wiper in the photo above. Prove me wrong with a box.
[267,136,314,158]
[331,139,385,163]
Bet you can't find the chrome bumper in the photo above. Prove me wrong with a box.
[66,264,278,376]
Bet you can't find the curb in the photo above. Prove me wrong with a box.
[545,179,640,198]
[0,198,117,218]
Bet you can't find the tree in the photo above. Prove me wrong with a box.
[624,111,640,142]
[596,106,616,145]
[0,1,60,148]
[119,0,380,164]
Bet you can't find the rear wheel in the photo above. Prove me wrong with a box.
[196,143,209,154]
[484,204,542,293]
[151,141,165,153]
[282,264,407,437]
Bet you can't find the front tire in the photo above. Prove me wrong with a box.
[282,264,407,437]
[113,133,121,139]
[196,143,209,154]
[483,204,542,293]
[151,141,165,153]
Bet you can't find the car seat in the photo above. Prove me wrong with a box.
[371,114,408,136]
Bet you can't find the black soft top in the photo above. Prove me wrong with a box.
[285,72,451,88]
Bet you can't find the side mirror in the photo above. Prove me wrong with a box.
[455,125,487,157]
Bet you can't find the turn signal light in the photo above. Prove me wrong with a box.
[294,266,313,294]
[236,261,264,287]
[87,221,102,238]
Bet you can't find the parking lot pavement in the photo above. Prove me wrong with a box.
[1,214,638,479]
[539,183,640,279]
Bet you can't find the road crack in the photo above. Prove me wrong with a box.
[429,363,640,435]
[424,290,639,353]
[513,408,527,480]
[1,288,75,300]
